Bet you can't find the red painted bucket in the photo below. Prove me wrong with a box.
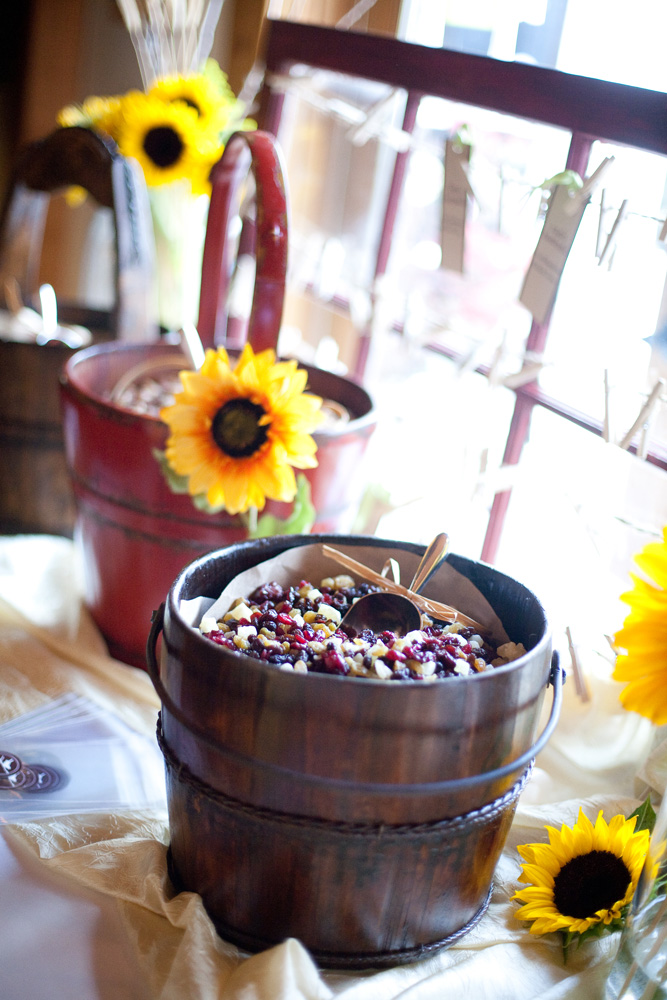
[60,132,376,667]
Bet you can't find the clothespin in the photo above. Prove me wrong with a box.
[566,625,590,702]
[348,91,410,149]
[565,156,615,216]
[598,198,628,268]
[619,378,665,451]
[596,188,608,258]
[602,369,613,443]
[500,359,547,389]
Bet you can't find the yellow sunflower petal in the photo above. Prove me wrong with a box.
[612,530,667,722]
[513,808,649,938]
[159,343,323,515]
[115,91,205,189]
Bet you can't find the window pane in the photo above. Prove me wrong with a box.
[401,0,667,91]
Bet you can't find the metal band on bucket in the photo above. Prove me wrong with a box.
[148,604,563,797]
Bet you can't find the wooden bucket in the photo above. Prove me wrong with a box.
[60,342,375,668]
[147,534,561,968]
[0,126,155,536]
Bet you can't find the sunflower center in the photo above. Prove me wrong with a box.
[553,850,631,918]
[181,98,202,116]
[211,398,269,458]
[143,126,184,168]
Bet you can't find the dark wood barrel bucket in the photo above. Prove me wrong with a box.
[147,534,561,968]
[0,126,156,536]
[0,339,83,535]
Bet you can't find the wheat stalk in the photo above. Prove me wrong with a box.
[321,545,486,632]
[115,0,224,86]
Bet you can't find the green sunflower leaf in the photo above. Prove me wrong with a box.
[561,917,624,964]
[628,796,657,834]
[249,475,316,538]
[152,448,191,494]
[153,448,229,515]
[531,170,583,195]
[561,929,577,963]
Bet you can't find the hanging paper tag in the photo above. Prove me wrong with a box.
[440,139,472,274]
[519,184,588,324]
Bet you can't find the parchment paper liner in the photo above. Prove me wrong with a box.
[181,542,510,647]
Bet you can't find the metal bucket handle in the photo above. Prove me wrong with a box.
[197,130,288,354]
[147,604,563,796]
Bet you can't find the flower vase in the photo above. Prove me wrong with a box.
[149,182,209,332]
[606,794,667,999]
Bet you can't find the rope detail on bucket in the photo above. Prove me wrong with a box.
[156,714,532,839]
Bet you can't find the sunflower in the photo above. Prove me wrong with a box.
[148,70,239,140]
[57,95,123,135]
[613,527,667,725]
[160,344,324,516]
[114,91,210,191]
[513,809,650,940]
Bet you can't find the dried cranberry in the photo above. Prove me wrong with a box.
[250,582,285,604]
[438,650,458,670]
[207,630,228,645]
[323,651,349,675]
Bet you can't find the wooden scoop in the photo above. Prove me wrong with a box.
[338,533,451,636]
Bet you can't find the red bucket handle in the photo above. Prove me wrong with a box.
[197,130,288,354]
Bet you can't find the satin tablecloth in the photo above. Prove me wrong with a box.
[0,533,664,1000]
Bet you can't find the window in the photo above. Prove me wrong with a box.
[255,13,667,653]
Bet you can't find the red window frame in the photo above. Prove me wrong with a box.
[257,18,667,560]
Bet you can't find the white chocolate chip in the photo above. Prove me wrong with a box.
[226,602,254,621]
[410,659,436,676]
[237,625,257,640]
[318,603,341,624]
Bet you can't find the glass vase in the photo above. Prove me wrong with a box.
[606,794,667,1000]
[149,181,209,333]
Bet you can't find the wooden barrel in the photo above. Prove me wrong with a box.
[0,340,80,535]
[0,126,156,536]
[147,534,561,967]
[60,343,376,667]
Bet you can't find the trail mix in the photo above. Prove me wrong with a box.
[200,575,526,681]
